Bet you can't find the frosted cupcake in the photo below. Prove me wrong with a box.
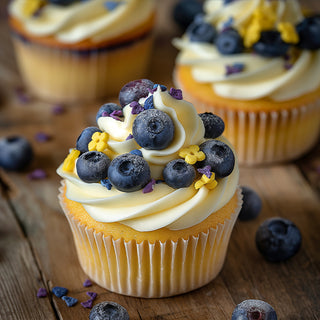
[173,0,320,165]
[8,0,155,103]
[57,79,242,298]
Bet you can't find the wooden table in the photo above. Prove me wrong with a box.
[0,1,319,319]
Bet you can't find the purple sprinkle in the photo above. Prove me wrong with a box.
[153,84,167,92]
[52,286,68,298]
[169,88,183,100]
[81,299,93,309]
[126,134,133,140]
[101,179,112,190]
[130,101,144,114]
[35,132,51,143]
[15,87,31,104]
[225,63,245,76]
[37,288,47,298]
[52,104,65,115]
[144,95,154,110]
[28,169,47,180]
[83,279,92,287]
[86,292,97,300]
[284,62,293,70]
[101,111,110,117]
[62,296,78,307]
[143,179,156,194]
[197,166,212,178]
[148,87,156,94]
[110,110,123,120]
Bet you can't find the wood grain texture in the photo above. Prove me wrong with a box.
[0,0,320,319]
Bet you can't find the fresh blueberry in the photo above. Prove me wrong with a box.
[132,109,175,150]
[296,15,320,50]
[118,79,154,108]
[76,151,110,183]
[224,0,236,4]
[163,159,196,189]
[52,286,68,298]
[48,0,75,5]
[108,153,151,192]
[76,127,102,153]
[253,31,290,57]
[187,17,216,43]
[215,29,243,55]
[89,301,129,320]
[197,140,235,178]
[232,299,277,320]
[256,217,302,262]
[238,186,262,221]
[173,0,204,31]
[199,112,225,138]
[96,103,122,122]
[0,136,33,171]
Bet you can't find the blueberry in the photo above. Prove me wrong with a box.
[173,0,204,31]
[256,217,302,262]
[89,301,129,320]
[118,79,154,108]
[48,0,75,5]
[232,299,277,320]
[253,31,290,57]
[238,186,262,221]
[0,136,33,171]
[224,0,236,4]
[76,127,102,153]
[108,153,151,192]
[96,103,122,122]
[296,15,320,50]
[199,112,225,138]
[197,140,235,178]
[215,29,243,55]
[163,159,196,189]
[76,151,110,183]
[132,109,175,150]
[187,17,216,43]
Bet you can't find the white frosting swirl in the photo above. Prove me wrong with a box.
[9,0,155,44]
[174,0,320,101]
[57,88,239,231]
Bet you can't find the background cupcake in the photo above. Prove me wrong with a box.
[8,0,155,103]
[57,79,242,298]
[173,0,320,165]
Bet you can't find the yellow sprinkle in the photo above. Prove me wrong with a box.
[62,149,80,172]
[194,173,218,190]
[277,22,299,44]
[179,145,205,165]
[88,131,109,152]
[22,0,45,17]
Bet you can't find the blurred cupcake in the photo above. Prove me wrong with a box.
[173,0,320,165]
[8,0,155,103]
[57,79,242,298]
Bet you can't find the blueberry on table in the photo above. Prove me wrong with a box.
[256,217,302,262]
[89,301,129,320]
[0,136,33,171]
[238,186,262,221]
[48,0,76,5]
[163,159,196,189]
[76,151,110,183]
[108,153,151,192]
[132,109,175,150]
[296,15,320,50]
[76,127,102,153]
[96,103,122,122]
[187,17,216,43]
[197,140,235,178]
[253,31,290,57]
[232,299,277,320]
[173,0,204,31]
[199,112,225,139]
[215,29,243,55]
[118,79,154,108]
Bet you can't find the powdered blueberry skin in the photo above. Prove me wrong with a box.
[253,31,290,57]
[163,159,196,189]
[232,299,277,320]
[76,127,102,154]
[132,109,175,150]
[215,29,244,55]
[256,217,302,262]
[199,112,225,139]
[76,151,110,183]
[96,103,122,122]
[0,136,33,171]
[119,79,154,108]
[296,15,320,50]
[108,153,151,192]
[197,140,235,178]
[187,17,216,43]
[238,186,262,221]
[89,301,129,320]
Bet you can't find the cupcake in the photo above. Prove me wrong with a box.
[173,0,320,165]
[57,79,242,298]
[8,0,155,103]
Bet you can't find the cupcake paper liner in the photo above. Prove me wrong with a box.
[59,183,242,298]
